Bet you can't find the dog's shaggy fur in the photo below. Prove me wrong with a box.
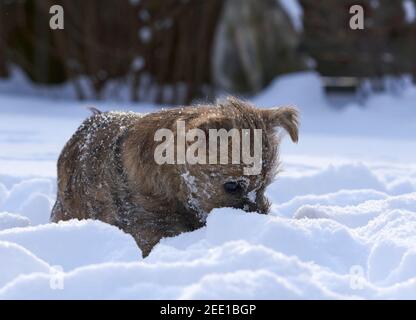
[51,97,299,256]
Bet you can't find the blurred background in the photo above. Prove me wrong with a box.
[1,0,416,105]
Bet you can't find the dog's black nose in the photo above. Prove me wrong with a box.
[224,181,242,194]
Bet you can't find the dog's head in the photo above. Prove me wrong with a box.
[173,97,299,219]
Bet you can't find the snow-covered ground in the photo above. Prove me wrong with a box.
[0,71,415,299]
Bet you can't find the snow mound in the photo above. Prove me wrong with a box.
[0,183,8,207]
[0,212,30,231]
[1,197,416,299]
[267,163,388,203]
[0,219,141,271]
[0,241,51,288]
[253,72,327,112]
[1,178,54,225]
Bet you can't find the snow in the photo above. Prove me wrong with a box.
[278,0,303,31]
[139,27,152,43]
[131,56,145,71]
[0,241,51,288]
[403,0,416,23]
[0,220,140,270]
[0,70,416,299]
[0,213,30,231]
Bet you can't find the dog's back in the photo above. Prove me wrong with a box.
[51,112,138,224]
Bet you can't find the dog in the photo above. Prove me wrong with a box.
[51,97,299,256]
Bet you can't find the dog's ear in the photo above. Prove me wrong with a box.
[188,111,234,132]
[261,107,299,143]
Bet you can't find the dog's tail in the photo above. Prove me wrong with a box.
[86,106,102,115]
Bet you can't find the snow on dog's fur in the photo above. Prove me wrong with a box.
[51,97,299,256]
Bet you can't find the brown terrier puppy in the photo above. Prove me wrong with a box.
[51,97,299,256]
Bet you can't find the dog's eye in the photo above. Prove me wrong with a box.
[223,181,241,194]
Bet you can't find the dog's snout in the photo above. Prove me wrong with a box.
[239,195,269,214]
[240,200,261,214]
